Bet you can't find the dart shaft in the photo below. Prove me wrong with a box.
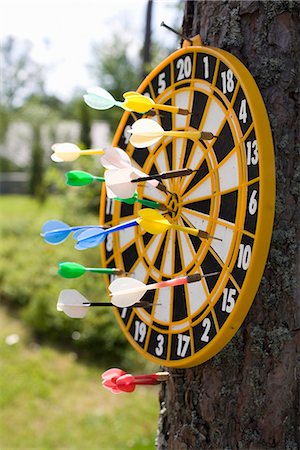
[152,103,179,113]
[146,272,218,291]
[80,149,104,155]
[108,219,139,234]
[152,103,190,116]
[87,268,124,275]
[131,168,194,182]
[136,198,161,209]
[172,223,199,236]
[163,130,214,140]
[85,302,151,308]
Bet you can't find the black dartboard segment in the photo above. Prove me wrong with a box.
[99,42,275,368]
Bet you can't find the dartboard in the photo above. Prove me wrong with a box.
[99,38,275,368]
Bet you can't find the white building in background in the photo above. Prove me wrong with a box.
[0,120,111,193]
[0,120,111,168]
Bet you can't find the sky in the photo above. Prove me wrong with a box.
[1,0,182,100]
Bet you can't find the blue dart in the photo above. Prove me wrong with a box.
[75,218,139,250]
[41,220,101,245]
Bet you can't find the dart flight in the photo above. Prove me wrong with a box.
[51,143,104,162]
[41,220,102,245]
[129,118,215,148]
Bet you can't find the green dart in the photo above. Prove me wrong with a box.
[66,171,171,211]
[66,170,105,186]
[58,262,126,279]
[115,192,168,211]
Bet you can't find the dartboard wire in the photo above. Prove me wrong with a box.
[180,176,245,284]
[178,144,213,196]
[178,212,214,265]
[181,132,253,203]
[228,272,244,293]
[175,229,196,326]
[175,226,197,275]
[173,84,197,174]
[174,225,220,327]
[176,59,221,193]
[172,230,228,335]
[165,227,177,362]
[149,285,166,326]
[139,315,153,356]
[179,80,245,197]
[137,231,167,266]
[180,206,213,228]
[174,230,196,354]
[176,225,212,317]
[177,83,230,194]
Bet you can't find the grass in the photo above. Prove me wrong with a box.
[0,307,159,449]
[0,195,160,448]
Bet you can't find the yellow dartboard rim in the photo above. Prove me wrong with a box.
[100,44,275,368]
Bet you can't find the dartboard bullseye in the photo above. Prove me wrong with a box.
[99,40,275,368]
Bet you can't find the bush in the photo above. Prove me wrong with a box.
[0,196,141,369]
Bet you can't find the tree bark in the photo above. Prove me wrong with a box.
[156,2,300,449]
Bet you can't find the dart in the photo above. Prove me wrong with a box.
[105,167,177,199]
[102,367,170,394]
[65,170,105,186]
[74,218,139,250]
[83,86,189,115]
[41,220,102,245]
[51,143,104,162]
[129,118,215,148]
[131,168,196,182]
[122,91,190,115]
[57,262,128,279]
[101,147,160,185]
[115,192,169,211]
[57,289,153,319]
[109,272,219,307]
[137,208,222,241]
[101,147,171,196]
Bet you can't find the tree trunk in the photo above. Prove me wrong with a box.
[156,2,299,449]
[141,0,153,79]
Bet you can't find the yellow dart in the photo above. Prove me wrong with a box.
[137,209,221,240]
[51,143,104,162]
[123,92,189,115]
[129,118,215,148]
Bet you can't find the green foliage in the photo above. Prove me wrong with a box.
[0,307,158,449]
[0,157,23,172]
[0,196,146,369]
[28,126,45,200]
[88,34,142,132]
[0,36,45,109]
[79,102,92,148]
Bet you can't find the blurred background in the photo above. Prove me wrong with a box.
[0,1,182,448]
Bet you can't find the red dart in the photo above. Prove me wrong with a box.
[101,368,169,394]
